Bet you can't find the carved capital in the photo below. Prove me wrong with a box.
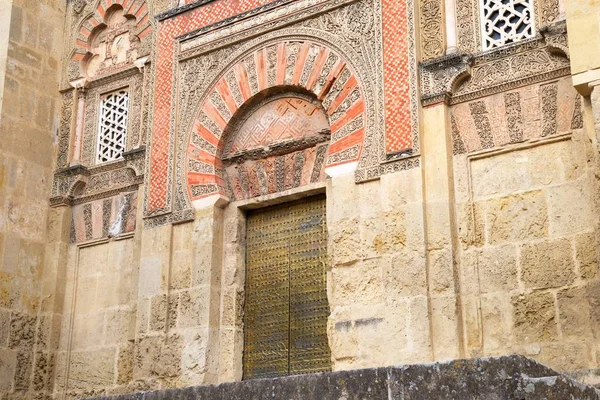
[420,52,473,106]
[540,19,569,59]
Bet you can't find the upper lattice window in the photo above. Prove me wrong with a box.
[97,90,129,164]
[480,0,536,50]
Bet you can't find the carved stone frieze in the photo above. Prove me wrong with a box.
[51,147,146,207]
[419,0,445,61]
[419,20,570,106]
[420,53,474,106]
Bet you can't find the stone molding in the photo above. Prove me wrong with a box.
[50,147,146,207]
[419,20,570,106]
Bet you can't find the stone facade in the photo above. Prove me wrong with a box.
[2,0,600,398]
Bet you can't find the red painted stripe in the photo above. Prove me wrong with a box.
[124,0,137,14]
[79,26,91,37]
[195,122,220,147]
[292,43,310,85]
[135,3,148,18]
[187,173,217,185]
[216,78,238,115]
[256,49,267,91]
[235,63,252,101]
[330,99,365,132]
[202,101,228,130]
[318,60,345,100]
[188,145,220,165]
[76,39,89,49]
[276,42,286,86]
[327,74,358,115]
[89,16,101,28]
[97,4,106,18]
[306,47,328,91]
[137,13,149,28]
[138,24,152,39]
[72,52,86,61]
[328,127,364,155]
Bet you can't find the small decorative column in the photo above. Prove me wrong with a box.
[445,0,458,54]
[68,77,87,166]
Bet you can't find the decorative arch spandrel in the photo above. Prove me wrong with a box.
[181,38,371,207]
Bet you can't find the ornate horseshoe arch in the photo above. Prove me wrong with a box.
[182,34,375,207]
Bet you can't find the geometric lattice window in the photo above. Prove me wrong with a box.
[96,90,129,164]
[480,0,536,50]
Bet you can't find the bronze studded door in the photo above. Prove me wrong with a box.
[243,195,331,379]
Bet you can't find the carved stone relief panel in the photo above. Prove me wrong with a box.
[83,8,140,78]
[450,76,581,154]
[420,25,570,107]
[64,0,153,86]
[69,191,138,243]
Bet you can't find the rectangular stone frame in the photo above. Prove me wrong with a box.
[218,182,328,381]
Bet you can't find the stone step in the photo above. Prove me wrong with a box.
[89,355,600,400]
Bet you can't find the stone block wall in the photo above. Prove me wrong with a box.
[452,79,600,371]
[326,169,432,370]
[0,0,65,398]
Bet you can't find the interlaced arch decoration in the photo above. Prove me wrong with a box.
[184,39,368,205]
[69,0,152,79]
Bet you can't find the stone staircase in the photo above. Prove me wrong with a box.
[91,355,600,399]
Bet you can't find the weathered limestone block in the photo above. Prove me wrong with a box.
[329,174,360,223]
[117,344,134,385]
[331,259,384,306]
[380,167,423,210]
[576,232,599,280]
[382,251,427,298]
[481,294,514,352]
[535,342,592,371]
[170,251,192,291]
[356,303,408,366]
[0,349,17,391]
[471,141,577,200]
[8,312,35,349]
[430,296,461,360]
[0,309,10,346]
[520,239,576,289]
[547,180,594,236]
[179,288,210,328]
[361,210,407,256]
[149,293,178,332]
[477,245,518,294]
[181,328,212,384]
[512,291,558,343]
[219,287,243,328]
[68,348,115,391]
[71,314,102,350]
[484,190,548,245]
[32,351,50,392]
[134,334,183,380]
[331,319,357,361]
[429,248,454,295]
[457,202,485,248]
[104,308,135,345]
[557,286,593,339]
[329,217,362,266]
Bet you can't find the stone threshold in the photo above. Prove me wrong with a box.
[87,355,600,399]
